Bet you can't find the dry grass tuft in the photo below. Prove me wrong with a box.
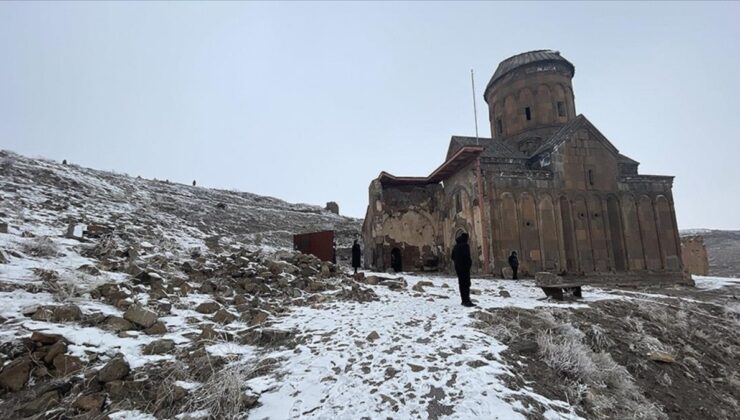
[181,361,257,419]
[536,324,666,420]
[23,236,59,257]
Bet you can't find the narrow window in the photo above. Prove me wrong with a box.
[455,193,463,214]
[588,169,594,186]
[557,101,566,117]
[525,107,532,121]
[496,118,503,135]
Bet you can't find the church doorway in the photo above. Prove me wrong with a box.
[390,247,402,272]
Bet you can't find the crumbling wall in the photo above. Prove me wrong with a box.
[681,236,709,276]
[325,202,339,215]
[363,181,443,272]
[441,164,486,273]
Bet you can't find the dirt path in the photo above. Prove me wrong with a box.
[247,274,593,419]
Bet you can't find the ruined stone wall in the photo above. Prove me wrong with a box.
[362,180,443,272]
[439,163,485,273]
[681,236,709,276]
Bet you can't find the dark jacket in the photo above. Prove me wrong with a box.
[508,254,519,268]
[451,234,472,274]
[351,242,361,268]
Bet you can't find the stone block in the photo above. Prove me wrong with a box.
[535,272,560,286]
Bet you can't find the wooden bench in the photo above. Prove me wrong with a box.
[535,272,584,300]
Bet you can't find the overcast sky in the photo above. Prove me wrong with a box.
[2,1,739,229]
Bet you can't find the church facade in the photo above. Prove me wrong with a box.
[362,50,687,284]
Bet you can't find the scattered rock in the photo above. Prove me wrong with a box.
[499,290,511,298]
[408,363,425,372]
[366,276,380,285]
[233,294,248,306]
[97,357,130,382]
[74,393,105,412]
[269,260,299,275]
[412,283,426,292]
[381,279,407,291]
[52,354,83,376]
[648,350,676,363]
[123,305,158,328]
[78,264,101,276]
[509,340,538,354]
[466,360,489,368]
[384,366,399,380]
[144,320,168,335]
[43,340,67,364]
[199,325,221,341]
[143,339,175,355]
[21,305,40,316]
[240,328,295,347]
[0,356,32,391]
[248,310,270,326]
[195,301,221,314]
[336,283,378,303]
[212,308,237,324]
[31,304,82,322]
[470,289,482,295]
[31,331,65,345]
[104,316,135,332]
[535,271,560,286]
[18,390,59,416]
[366,331,380,341]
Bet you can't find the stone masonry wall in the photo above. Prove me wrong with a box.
[681,236,709,276]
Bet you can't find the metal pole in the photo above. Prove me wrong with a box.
[471,69,479,145]
[471,69,490,274]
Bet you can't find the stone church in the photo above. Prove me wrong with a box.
[362,50,686,284]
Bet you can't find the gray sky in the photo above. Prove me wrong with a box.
[2,1,739,229]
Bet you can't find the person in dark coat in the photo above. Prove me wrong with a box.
[351,239,362,274]
[508,251,519,280]
[451,233,475,307]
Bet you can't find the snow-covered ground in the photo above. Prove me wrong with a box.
[3,151,739,419]
[246,274,620,419]
[692,275,740,290]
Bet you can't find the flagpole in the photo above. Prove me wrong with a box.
[471,69,479,145]
[471,68,490,274]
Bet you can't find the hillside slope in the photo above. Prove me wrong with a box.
[0,150,361,251]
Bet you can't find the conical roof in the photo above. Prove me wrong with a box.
[485,50,574,97]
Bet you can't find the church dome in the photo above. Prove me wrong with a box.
[484,50,577,142]
[485,50,575,97]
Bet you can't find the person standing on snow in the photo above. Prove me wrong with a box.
[351,239,362,274]
[451,232,475,307]
[508,251,519,280]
